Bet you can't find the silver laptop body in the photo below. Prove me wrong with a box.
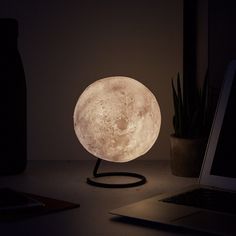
[110,61,236,236]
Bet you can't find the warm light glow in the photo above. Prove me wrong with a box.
[73,76,161,162]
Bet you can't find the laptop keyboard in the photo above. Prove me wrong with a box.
[162,188,236,215]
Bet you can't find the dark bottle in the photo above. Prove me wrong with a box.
[0,19,27,175]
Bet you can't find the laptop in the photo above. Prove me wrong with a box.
[110,60,236,235]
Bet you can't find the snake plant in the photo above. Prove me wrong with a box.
[172,72,209,139]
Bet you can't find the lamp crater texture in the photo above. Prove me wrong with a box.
[73,76,161,162]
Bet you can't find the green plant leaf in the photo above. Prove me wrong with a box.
[172,79,179,136]
[201,68,209,131]
[171,70,210,138]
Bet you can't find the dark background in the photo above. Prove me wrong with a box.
[0,0,235,162]
[0,0,183,161]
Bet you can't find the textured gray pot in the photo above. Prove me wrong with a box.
[170,135,207,177]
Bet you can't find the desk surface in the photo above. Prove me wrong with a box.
[0,160,202,236]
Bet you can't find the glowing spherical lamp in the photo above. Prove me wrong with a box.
[73,76,161,187]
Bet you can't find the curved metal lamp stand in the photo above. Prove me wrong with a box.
[87,159,147,188]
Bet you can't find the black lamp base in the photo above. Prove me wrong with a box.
[86,159,147,188]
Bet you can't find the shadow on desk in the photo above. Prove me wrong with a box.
[110,216,215,236]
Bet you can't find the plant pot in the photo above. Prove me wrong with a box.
[170,135,207,177]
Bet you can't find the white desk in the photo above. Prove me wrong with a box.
[0,160,202,236]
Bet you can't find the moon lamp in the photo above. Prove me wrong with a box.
[73,76,161,188]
